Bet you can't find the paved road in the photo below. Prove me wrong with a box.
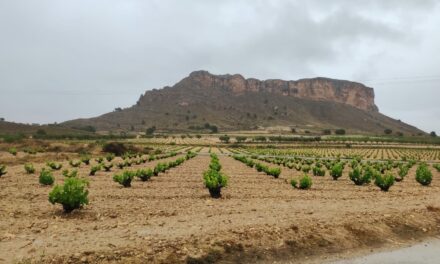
[330,239,440,264]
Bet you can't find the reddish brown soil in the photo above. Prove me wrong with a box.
[1,149,440,264]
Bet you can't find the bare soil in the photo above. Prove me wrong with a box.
[1,149,440,263]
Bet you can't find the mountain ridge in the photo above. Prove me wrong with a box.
[62,71,423,135]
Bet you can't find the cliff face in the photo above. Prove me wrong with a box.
[181,71,378,112]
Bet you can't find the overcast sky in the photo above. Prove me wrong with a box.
[0,0,439,133]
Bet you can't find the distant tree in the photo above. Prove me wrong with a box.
[210,125,218,133]
[219,135,230,143]
[0,118,4,121]
[430,131,437,137]
[335,129,346,135]
[384,129,393,135]
[146,126,156,135]
[196,134,202,139]
[254,136,267,142]
[130,125,135,131]
[36,129,47,136]
[322,129,332,135]
[235,136,247,143]
[396,132,404,137]
[114,107,122,112]
[291,128,296,133]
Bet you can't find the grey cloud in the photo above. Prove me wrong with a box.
[0,0,439,132]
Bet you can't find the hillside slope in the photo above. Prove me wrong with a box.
[63,71,424,135]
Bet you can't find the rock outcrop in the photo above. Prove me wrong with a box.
[183,71,378,112]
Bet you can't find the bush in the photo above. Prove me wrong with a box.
[69,160,81,168]
[219,135,230,143]
[0,165,7,177]
[299,175,313,189]
[433,164,440,172]
[47,161,62,170]
[267,167,281,178]
[105,153,115,162]
[255,163,266,172]
[416,164,432,186]
[301,165,311,173]
[203,169,228,198]
[24,163,36,174]
[90,165,101,176]
[95,157,104,164]
[312,166,325,176]
[113,171,135,187]
[136,168,153,181]
[8,147,17,156]
[39,169,55,185]
[335,129,346,135]
[396,165,410,182]
[374,173,395,191]
[349,166,372,186]
[153,162,168,176]
[290,179,298,188]
[103,163,113,172]
[102,142,128,156]
[330,163,343,180]
[62,169,78,178]
[81,156,91,165]
[49,177,89,213]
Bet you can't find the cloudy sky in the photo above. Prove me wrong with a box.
[0,0,439,133]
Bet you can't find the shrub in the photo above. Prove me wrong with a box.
[203,169,228,198]
[105,153,115,162]
[49,177,89,213]
[102,142,128,156]
[46,161,62,170]
[117,162,125,169]
[90,165,101,176]
[374,173,395,191]
[103,163,113,172]
[299,175,313,189]
[69,160,81,168]
[330,163,343,180]
[0,165,7,177]
[62,169,78,178]
[433,164,440,172]
[81,156,91,165]
[396,165,410,182]
[95,157,104,164]
[312,166,325,176]
[8,147,17,156]
[154,162,167,176]
[335,129,346,135]
[136,168,153,181]
[349,166,371,186]
[219,135,230,143]
[416,164,432,186]
[24,163,36,174]
[267,167,281,178]
[255,163,266,172]
[113,171,135,187]
[39,169,55,185]
[301,165,311,173]
[290,179,298,188]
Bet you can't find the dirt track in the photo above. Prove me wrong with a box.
[1,149,440,263]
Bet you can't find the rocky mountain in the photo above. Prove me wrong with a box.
[63,71,423,135]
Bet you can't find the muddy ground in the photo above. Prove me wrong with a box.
[1,148,440,263]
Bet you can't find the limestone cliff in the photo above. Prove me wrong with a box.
[183,71,378,112]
